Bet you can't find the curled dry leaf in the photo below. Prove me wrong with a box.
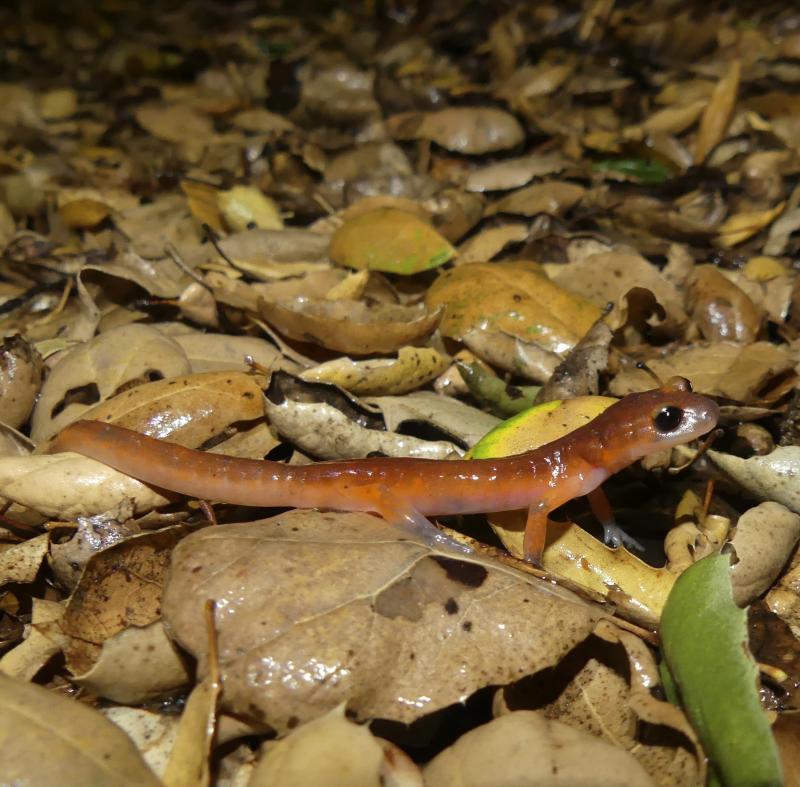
[0,452,171,519]
[102,708,178,781]
[427,261,600,366]
[61,527,188,681]
[609,341,795,402]
[728,502,800,606]
[423,711,656,787]
[387,107,525,154]
[485,181,586,217]
[687,265,764,342]
[0,672,161,787]
[329,208,455,274]
[715,201,786,248]
[301,347,448,396]
[0,334,44,429]
[258,296,442,355]
[31,323,192,442]
[161,511,604,733]
[265,386,460,460]
[709,447,800,517]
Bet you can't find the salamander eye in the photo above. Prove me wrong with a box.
[653,406,684,433]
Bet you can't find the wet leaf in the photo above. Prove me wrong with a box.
[329,208,455,274]
[0,334,42,430]
[162,510,603,732]
[592,158,672,184]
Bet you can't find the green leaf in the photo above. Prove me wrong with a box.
[455,360,540,417]
[592,158,672,184]
[660,554,782,787]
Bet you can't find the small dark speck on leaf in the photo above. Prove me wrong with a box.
[432,556,488,588]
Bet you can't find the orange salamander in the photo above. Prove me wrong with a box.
[50,377,719,564]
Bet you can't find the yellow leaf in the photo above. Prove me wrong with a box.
[218,185,283,232]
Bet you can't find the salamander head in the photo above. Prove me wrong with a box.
[596,377,719,470]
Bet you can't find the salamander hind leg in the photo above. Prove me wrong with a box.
[523,504,549,566]
[370,486,472,555]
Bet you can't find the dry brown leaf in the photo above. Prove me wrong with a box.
[258,297,441,355]
[694,59,741,164]
[715,201,786,248]
[485,181,586,217]
[387,107,524,154]
[162,510,604,732]
[135,102,215,145]
[0,335,44,430]
[0,672,161,786]
[551,252,687,335]
[75,621,191,704]
[426,261,600,360]
[31,323,192,442]
[609,341,795,402]
[170,332,300,375]
[464,152,570,193]
[0,533,48,586]
[424,711,656,787]
[456,223,530,264]
[61,527,187,677]
[329,208,455,274]
[0,452,171,519]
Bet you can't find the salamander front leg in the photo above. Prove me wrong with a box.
[523,503,548,566]
[586,487,645,552]
[371,486,472,555]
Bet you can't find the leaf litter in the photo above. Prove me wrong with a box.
[2,1,800,784]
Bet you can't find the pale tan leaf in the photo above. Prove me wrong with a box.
[387,107,524,154]
[0,598,67,681]
[424,711,656,787]
[0,672,161,786]
[715,201,786,248]
[218,185,283,232]
[485,181,585,217]
[0,452,171,519]
[694,59,741,164]
[0,533,49,586]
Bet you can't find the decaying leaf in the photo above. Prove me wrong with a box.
[301,347,448,396]
[0,334,43,429]
[161,510,604,732]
